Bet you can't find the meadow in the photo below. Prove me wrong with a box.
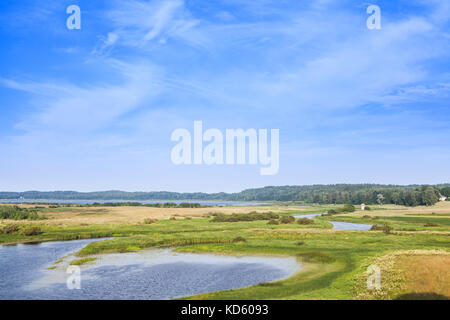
[0,201,449,299]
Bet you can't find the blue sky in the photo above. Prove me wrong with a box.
[0,0,449,192]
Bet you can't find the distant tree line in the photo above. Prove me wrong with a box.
[0,184,449,206]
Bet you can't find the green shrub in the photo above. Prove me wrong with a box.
[267,219,279,225]
[298,251,335,263]
[1,224,19,234]
[143,218,158,224]
[21,226,42,236]
[280,216,295,224]
[370,224,392,234]
[341,204,356,213]
[327,209,337,215]
[365,206,372,211]
[424,222,440,227]
[210,211,279,223]
[296,241,305,246]
[297,218,314,225]
[232,236,246,243]
[362,215,371,219]
[0,206,45,220]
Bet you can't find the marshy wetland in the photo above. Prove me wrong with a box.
[1,201,449,300]
[0,241,300,300]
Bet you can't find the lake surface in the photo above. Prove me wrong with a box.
[0,199,263,206]
[294,213,372,230]
[0,239,300,300]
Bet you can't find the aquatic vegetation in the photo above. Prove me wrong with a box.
[70,257,97,265]
[232,236,247,243]
[21,226,42,236]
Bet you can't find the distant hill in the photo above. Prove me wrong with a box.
[1,184,450,206]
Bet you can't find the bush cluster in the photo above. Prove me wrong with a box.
[143,218,158,224]
[424,222,440,227]
[0,206,45,220]
[232,236,247,243]
[280,216,295,224]
[21,226,42,236]
[297,218,314,225]
[210,211,279,222]
[327,204,356,215]
[370,224,392,234]
[0,224,19,234]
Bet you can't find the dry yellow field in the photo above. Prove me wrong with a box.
[396,254,450,297]
[356,249,450,300]
[346,201,450,217]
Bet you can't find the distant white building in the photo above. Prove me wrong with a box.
[440,194,447,201]
[361,203,366,211]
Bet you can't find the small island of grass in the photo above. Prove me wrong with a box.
[70,257,97,266]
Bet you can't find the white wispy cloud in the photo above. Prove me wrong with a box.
[103,0,207,49]
[1,60,162,152]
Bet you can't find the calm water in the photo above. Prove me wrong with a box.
[0,239,300,300]
[293,213,372,230]
[0,200,263,206]
[329,221,372,231]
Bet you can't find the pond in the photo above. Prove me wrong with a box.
[0,239,300,300]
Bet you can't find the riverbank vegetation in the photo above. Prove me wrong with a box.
[0,206,46,220]
[70,257,97,265]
